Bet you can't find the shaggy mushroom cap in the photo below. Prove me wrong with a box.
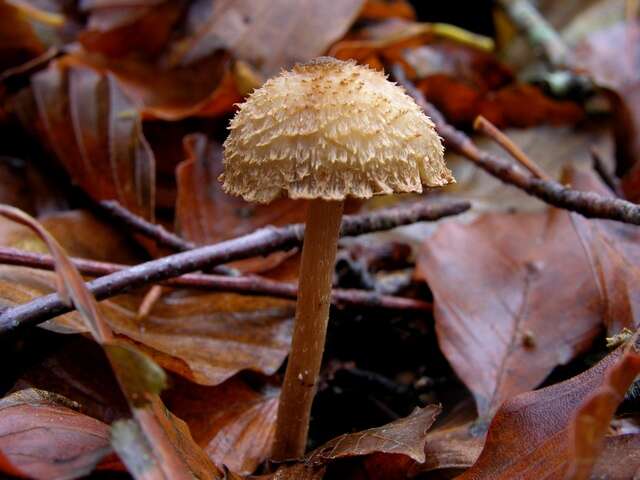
[221,57,454,203]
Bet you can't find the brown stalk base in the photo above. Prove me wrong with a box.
[273,198,344,461]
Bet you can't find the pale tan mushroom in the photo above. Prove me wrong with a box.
[221,57,453,460]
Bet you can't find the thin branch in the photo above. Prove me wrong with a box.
[0,246,432,312]
[393,65,640,225]
[0,200,468,333]
[473,115,554,182]
[495,0,572,67]
[98,200,236,276]
[99,200,195,252]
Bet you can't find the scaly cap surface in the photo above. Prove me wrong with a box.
[221,57,453,203]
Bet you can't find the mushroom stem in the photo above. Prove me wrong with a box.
[273,198,344,460]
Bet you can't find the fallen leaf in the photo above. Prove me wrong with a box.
[176,133,306,274]
[409,400,484,476]
[307,404,441,465]
[592,433,640,479]
[106,291,294,386]
[358,0,415,21]
[458,341,640,479]
[24,59,156,219]
[71,48,232,120]
[0,208,295,383]
[0,388,112,480]
[78,0,186,57]
[416,187,603,420]
[0,269,295,386]
[262,405,440,479]
[0,205,221,480]
[164,376,279,475]
[332,19,494,75]
[165,0,365,76]
[574,21,640,176]
[0,157,69,216]
[0,0,52,72]
[111,396,222,480]
[567,345,640,479]
[258,463,325,480]
[13,335,129,423]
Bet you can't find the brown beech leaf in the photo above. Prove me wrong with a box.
[307,404,441,465]
[0,0,56,72]
[164,377,279,475]
[558,168,640,336]
[262,405,441,479]
[567,346,640,479]
[569,208,640,336]
[24,59,155,219]
[112,395,222,480]
[0,269,295,385]
[71,48,233,120]
[78,0,186,57]
[165,0,365,76]
[0,157,69,216]
[0,209,143,265]
[592,433,640,479]
[258,464,325,480]
[105,291,294,386]
[0,206,223,480]
[176,134,306,274]
[0,221,294,385]
[574,21,640,177]
[358,0,416,21]
[416,191,602,420]
[409,400,484,476]
[459,342,640,480]
[14,336,130,424]
[0,388,112,480]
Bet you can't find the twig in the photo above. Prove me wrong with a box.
[98,200,235,276]
[495,0,595,99]
[392,65,640,225]
[473,115,553,182]
[0,246,432,312]
[496,0,572,67]
[0,200,468,333]
[99,200,196,251]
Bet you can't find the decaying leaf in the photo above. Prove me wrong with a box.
[416,181,603,420]
[16,60,156,219]
[592,433,640,479]
[71,48,233,120]
[0,388,112,480]
[409,401,484,475]
[91,290,295,386]
[112,396,223,480]
[566,343,640,479]
[0,205,223,479]
[13,336,129,424]
[263,405,441,479]
[78,0,186,57]
[165,377,279,475]
[307,404,441,465]
[166,0,366,76]
[574,21,640,177]
[176,134,306,274]
[458,342,640,479]
[0,255,295,384]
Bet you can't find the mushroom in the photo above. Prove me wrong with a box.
[221,57,454,460]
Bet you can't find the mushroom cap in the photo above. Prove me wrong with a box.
[221,57,454,203]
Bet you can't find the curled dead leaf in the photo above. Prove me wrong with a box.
[0,389,112,480]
